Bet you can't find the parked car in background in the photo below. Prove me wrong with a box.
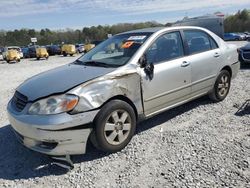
[36,47,49,60]
[84,43,95,52]
[5,49,21,63]
[21,47,30,58]
[244,32,250,40]
[75,44,85,53]
[7,27,239,159]
[224,33,241,41]
[61,44,76,56]
[0,53,3,61]
[236,33,247,40]
[0,47,4,53]
[28,46,38,58]
[238,42,250,65]
[46,45,61,56]
[0,47,3,60]
[2,46,23,59]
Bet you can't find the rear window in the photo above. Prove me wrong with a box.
[184,30,218,55]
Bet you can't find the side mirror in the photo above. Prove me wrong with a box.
[138,54,147,68]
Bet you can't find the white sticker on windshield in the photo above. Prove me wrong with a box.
[127,36,146,41]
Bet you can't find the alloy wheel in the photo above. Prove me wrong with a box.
[104,110,132,146]
[218,74,230,97]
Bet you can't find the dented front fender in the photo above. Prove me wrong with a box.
[68,68,143,115]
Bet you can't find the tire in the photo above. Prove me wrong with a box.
[63,52,67,57]
[209,70,231,102]
[92,100,136,153]
[37,57,40,60]
[70,54,73,57]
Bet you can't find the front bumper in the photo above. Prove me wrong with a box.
[7,57,20,61]
[7,102,99,156]
[37,54,48,58]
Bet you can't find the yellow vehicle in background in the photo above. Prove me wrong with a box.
[36,47,49,60]
[84,44,95,52]
[6,49,21,63]
[61,44,76,56]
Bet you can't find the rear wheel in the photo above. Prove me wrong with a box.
[70,54,73,57]
[63,52,67,57]
[91,100,136,153]
[209,70,231,102]
[37,57,40,60]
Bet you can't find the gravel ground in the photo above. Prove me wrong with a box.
[0,43,249,187]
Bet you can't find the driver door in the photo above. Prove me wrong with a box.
[141,31,191,116]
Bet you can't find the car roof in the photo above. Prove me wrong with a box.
[121,27,165,34]
[120,26,211,35]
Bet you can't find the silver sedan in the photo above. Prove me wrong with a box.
[7,26,239,157]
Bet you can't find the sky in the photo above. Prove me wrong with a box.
[0,0,249,31]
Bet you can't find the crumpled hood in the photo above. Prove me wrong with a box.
[17,64,115,101]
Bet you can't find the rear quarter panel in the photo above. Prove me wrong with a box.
[208,31,239,79]
[220,43,239,79]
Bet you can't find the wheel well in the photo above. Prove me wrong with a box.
[103,95,138,120]
[221,66,232,77]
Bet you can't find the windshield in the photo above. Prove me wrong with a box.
[75,32,152,67]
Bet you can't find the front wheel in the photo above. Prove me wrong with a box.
[91,100,136,153]
[209,70,231,102]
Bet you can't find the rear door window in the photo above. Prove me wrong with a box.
[184,30,217,55]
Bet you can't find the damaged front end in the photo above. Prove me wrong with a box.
[7,65,144,157]
[7,103,98,155]
[69,66,143,117]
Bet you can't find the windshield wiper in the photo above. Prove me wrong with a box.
[74,60,119,68]
[74,59,84,65]
[83,60,120,68]
[83,61,111,67]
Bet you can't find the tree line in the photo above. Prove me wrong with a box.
[0,22,162,47]
[224,9,250,33]
[0,9,249,47]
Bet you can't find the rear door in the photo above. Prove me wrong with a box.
[141,31,191,116]
[183,29,221,96]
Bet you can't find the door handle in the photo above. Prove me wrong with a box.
[181,61,190,67]
[214,52,220,58]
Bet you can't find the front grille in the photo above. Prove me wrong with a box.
[12,91,28,112]
[243,52,250,60]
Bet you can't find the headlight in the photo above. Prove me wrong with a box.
[28,94,79,115]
